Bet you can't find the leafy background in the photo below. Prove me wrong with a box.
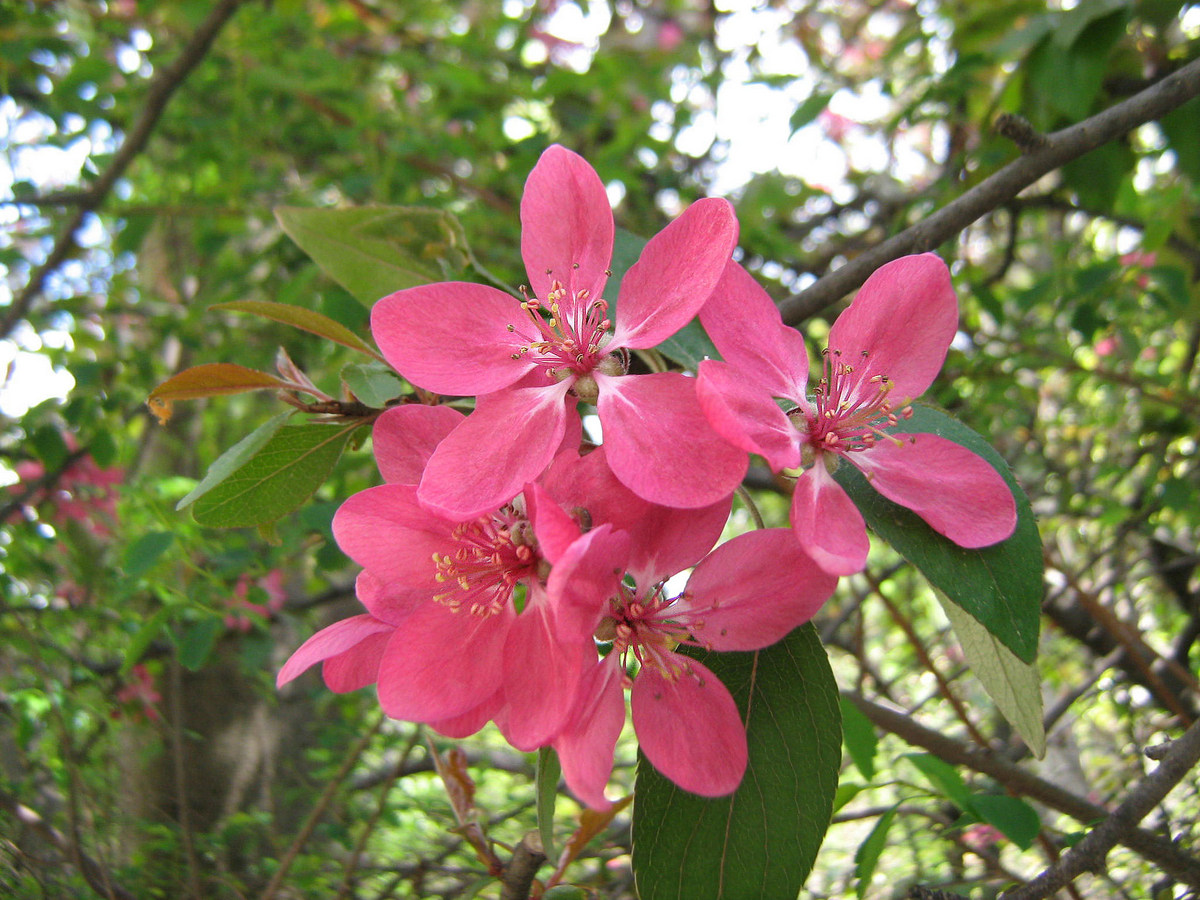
[2,1,1199,898]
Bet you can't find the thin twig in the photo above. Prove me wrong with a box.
[778,57,1200,324]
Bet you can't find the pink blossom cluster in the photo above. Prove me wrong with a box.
[7,436,123,539]
[225,569,287,632]
[278,146,1016,807]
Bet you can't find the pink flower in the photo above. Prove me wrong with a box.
[697,254,1016,575]
[962,823,1003,852]
[115,664,162,722]
[370,144,746,518]
[225,569,287,632]
[552,528,838,808]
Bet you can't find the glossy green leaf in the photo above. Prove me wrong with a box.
[969,793,1042,850]
[192,422,363,528]
[631,624,840,900]
[212,299,383,360]
[853,805,897,899]
[276,205,472,307]
[839,694,879,780]
[341,362,406,407]
[176,412,293,510]
[177,617,222,671]
[941,596,1046,758]
[832,404,1042,663]
[123,531,176,579]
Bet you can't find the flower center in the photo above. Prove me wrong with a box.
[507,265,628,392]
[432,504,540,617]
[799,347,913,454]
[604,585,699,684]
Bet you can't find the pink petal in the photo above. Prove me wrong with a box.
[377,602,514,722]
[333,485,450,586]
[595,371,747,508]
[853,433,1017,548]
[520,145,613,311]
[610,197,738,350]
[827,253,958,402]
[417,382,575,519]
[372,404,465,484]
[631,659,747,797]
[555,658,627,809]
[371,283,535,395]
[430,696,498,738]
[355,570,427,626]
[546,523,631,639]
[792,461,870,576]
[323,630,392,693]
[678,529,838,651]
[697,359,803,472]
[699,261,810,401]
[501,598,592,751]
[276,614,395,687]
[525,481,582,564]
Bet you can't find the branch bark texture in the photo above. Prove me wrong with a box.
[778,56,1200,325]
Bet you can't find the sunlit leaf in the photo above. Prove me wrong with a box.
[176,412,293,510]
[212,299,384,360]
[853,805,897,899]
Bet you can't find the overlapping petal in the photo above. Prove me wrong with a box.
[276,614,395,688]
[595,371,746,508]
[697,359,802,472]
[333,484,454,586]
[554,658,627,810]
[791,462,870,576]
[372,404,465,485]
[853,433,1016,548]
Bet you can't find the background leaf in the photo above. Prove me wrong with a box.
[212,299,384,360]
[192,422,363,528]
[631,624,840,900]
[832,404,1043,662]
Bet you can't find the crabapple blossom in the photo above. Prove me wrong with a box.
[370,144,746,518]
[697,254,1016,576]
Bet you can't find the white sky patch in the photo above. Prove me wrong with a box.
[0,344,75,417]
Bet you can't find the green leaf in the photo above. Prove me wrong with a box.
[176,412,292,510]
[853,805,897,899]
[631,624,840,900]
[831,405,1043,663]
[120,606,173,677]
[839,694,878,780]
[904,753,974,812]
[341,362,406,407]
[789,90,833,133]
[123,531,176,579]
[177,617,222,671]
[940,596,1046,758]
[536,747,561,863]
[31,425,69,470]
[275,206,472,307]
[192,422,363,528]
[969,793,1042,850]
[211,299,384,360]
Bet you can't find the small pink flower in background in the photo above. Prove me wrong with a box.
[962,823,1003,853]
[552,528,838,808]
[1093,334,1120,357]
[9,437,123,538]
[819,109,857,143]
[225,569,287,632]
[115,664,162,723]
[656,18,684,52]
[371,144,746,518]
[1119,250,1157,290]
[697,254,1016,576]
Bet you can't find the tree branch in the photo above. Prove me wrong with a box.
[844,692,1200,889]
[1001,718,1200,899]
[778,56,1200,324]
[0,0,247,340]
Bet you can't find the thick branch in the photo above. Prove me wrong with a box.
[778,56,1200,324]
[845,693,1200,888]
[1001,718,1200,899]
[0,0,246,340]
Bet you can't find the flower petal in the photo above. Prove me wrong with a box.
[376,602,514,722]
[853,433,1017,548]
[521,144,613,311]
[323,630,393,693]
[372,404,465,485]
[827,253,958,402]
[679,528,838,651]
[525,481,582,564]
[546,522,631,639]
[596,371,746,508]
[276,614,395,687]
[697,359,802,472]
[371,283,534,395]
[501,597,592,750]
[699,261,810,401]
[792,461,870,576]
[429,697,497,739]
[355,570,427,626]
[611,197,738,350]
[417,382,575,519]
[631,658,747,797]
[554,658,627,810]
[333,484,451,586]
